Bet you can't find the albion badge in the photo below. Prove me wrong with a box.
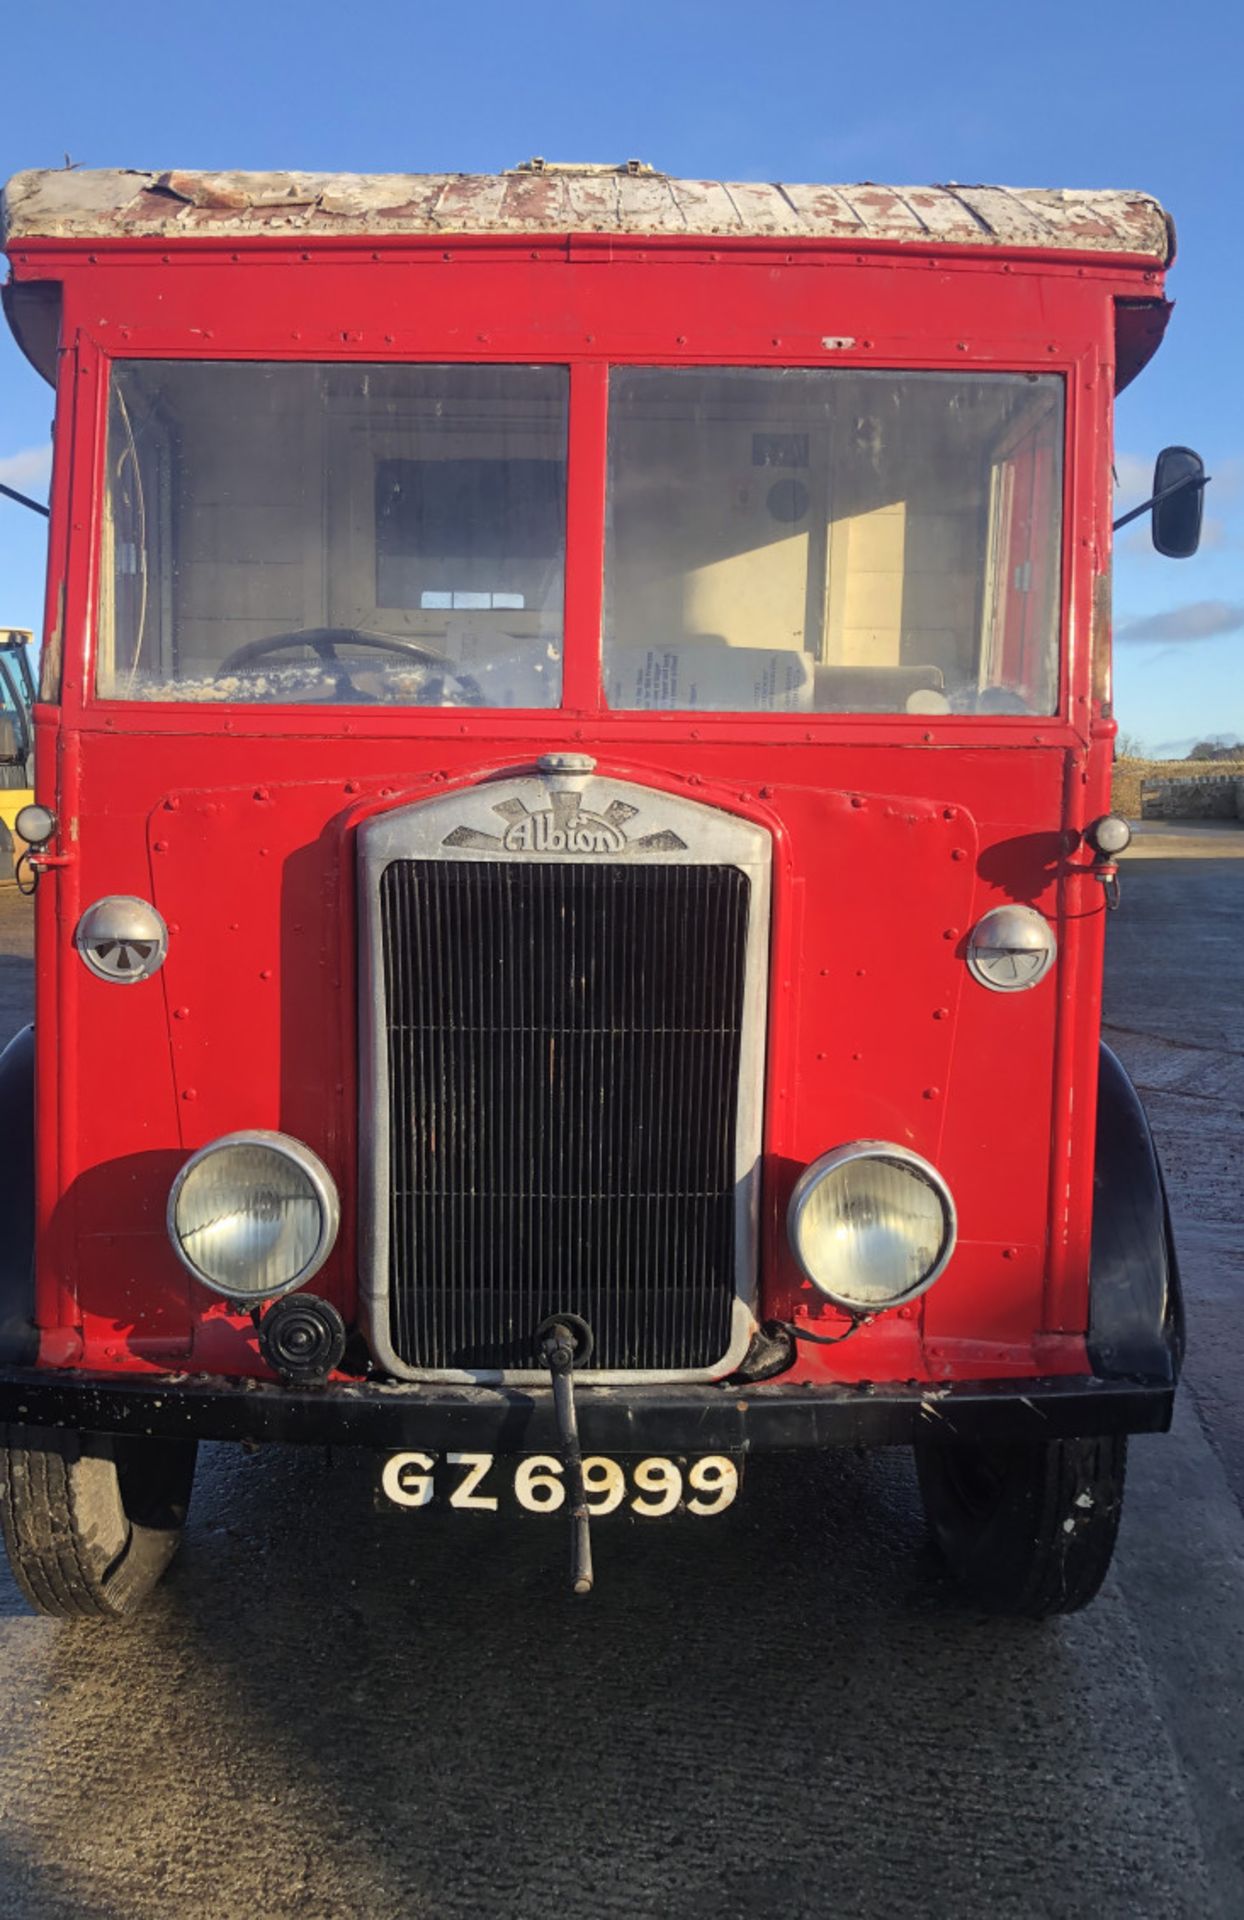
[501,805,626,854]
[443,789,687,854]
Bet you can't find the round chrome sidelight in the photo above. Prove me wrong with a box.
[168,1130,340,1301]
[75,896,169,983]
[1086,814,1132,857]
[787,1142,957,1314]
[966,905,1056,993]
[13,803,56,847]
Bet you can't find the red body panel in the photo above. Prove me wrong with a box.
[9,230,1141,1390]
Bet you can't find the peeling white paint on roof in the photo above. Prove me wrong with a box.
[0,167,1174,261]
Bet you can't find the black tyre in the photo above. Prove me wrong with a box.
[0,1426,197,1620]
[915,1432,1126,1617]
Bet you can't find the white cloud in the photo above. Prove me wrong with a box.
[0,443,52,491]
[1116,600,1244,643]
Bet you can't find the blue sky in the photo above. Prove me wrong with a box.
[2,0,1240,754]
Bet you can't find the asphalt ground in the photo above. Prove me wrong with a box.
[0,836,1241,1919]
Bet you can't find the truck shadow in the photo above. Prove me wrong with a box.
[975,829,1073,900]
[2,1437,1201,1919]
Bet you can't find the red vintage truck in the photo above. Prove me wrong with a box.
[0,163,1202,1618]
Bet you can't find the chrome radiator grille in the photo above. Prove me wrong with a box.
[378,859,750,1374]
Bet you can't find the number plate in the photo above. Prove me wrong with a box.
[379,1451,740,1518]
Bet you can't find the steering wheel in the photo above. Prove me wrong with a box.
[215,627,485,706]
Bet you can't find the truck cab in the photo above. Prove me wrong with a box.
[0,164,1198,1617]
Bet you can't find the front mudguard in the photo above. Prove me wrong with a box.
[0,1024,35,1365]
[1089,1042,1183,1385]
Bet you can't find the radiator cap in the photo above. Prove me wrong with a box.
[536,752,596,774]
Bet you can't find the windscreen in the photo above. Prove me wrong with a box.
[604,368,1063,715]
[97,362,568,706]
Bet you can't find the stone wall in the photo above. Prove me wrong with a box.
[1140,775,1241,820]
[1112,759,1244,820]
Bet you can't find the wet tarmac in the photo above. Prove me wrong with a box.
[0,842,1241,1918]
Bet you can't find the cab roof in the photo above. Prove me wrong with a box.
[1,163,1174,262]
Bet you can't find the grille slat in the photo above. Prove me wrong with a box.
[380,860,749,1372]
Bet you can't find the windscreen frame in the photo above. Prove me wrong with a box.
[40,244,1103,747]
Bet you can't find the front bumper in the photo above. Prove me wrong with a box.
[0,1367,1174,1452]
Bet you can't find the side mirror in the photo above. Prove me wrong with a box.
[1152,446,1205,558]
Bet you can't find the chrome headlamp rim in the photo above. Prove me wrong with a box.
[787,1139,957,1313]
[167,1128,340,1302]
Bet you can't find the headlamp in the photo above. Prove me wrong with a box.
[168,1130,339,1301]
[787,1142,956,1313]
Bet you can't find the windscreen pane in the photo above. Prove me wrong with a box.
[98,362,568,706]
[604,368,1062,715]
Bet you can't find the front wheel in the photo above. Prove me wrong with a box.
[1,1426,197,1620]
[915,1432,1127,1617]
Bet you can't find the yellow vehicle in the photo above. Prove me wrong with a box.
[0,629,35,874]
